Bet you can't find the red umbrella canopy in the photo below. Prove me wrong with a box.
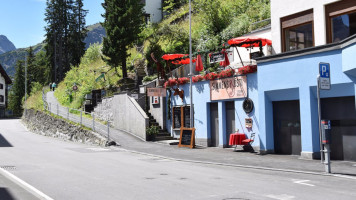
[162,54,187,61]
[228,36,272,47]
[172,58,196,65]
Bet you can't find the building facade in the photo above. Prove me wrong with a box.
[257,0,356,161]
[0,64,12,118]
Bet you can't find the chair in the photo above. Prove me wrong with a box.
[242,133,255,145]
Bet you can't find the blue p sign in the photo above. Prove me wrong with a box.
[319,63,330,78]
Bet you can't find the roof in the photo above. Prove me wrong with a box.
[0,63,12,84]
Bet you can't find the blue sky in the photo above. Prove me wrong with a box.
[0,0,104,49]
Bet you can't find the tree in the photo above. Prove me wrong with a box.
[44,0,88,83]
[26,47,36,94]
[101,0,145,78]
[9,60,25,115]
[33,50,51,85]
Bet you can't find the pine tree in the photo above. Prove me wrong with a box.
[44,0,88,83]
[9,60,26,115]
[26,47,36,94]
[101,0,145,78]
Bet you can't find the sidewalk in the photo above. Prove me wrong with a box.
[45,92,356,177]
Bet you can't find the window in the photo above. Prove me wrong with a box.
[0,84,3,89]
[326,0,356,43]
[0,95,4,103]
[281,9,314,52]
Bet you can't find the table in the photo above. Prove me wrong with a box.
[229,133,247,146]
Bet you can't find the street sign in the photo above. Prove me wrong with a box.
[210,52,225,63]
[319,62,331,90]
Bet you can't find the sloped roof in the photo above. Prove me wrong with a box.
[0,63,12,84]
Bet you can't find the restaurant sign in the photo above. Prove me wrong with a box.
[210,76,247,100]
[210,52,225,63]
[147,88,167,97]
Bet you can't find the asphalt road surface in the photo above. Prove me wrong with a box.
[1,119,356,200]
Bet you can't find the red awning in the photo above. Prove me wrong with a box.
[228,36,272,47]
[172,58,196,65]
[162,54,187,61]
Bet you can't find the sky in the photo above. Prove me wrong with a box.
[0,0,105,49]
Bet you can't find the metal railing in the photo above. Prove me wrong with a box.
[43,94,112,143]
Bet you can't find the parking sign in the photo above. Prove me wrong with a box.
[319,63,331,90]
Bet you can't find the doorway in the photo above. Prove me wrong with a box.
[273,100,301,155]
[226,101,236,144]
[210,103,219,147]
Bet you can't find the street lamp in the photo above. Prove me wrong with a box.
[189,0,193,128]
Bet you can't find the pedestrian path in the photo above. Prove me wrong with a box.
[45,92,356,177]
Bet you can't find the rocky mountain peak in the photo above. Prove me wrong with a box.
[0,35,16,54]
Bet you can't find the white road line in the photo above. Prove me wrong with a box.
[0,168,54,200]
[292,179,315,187]
[266,194,295,200]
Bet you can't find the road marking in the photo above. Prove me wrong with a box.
[292,179,315,187]
[0,168,54,200]
[266,194,295,200]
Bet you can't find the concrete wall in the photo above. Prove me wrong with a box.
[166,74,259,148]
[271,0,340,53]
[257,36,356,158]
[149,96,166,130]
[144,0,162,23]
[113,93,149,140]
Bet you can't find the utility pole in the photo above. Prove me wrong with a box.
[24,55,28,116]
[189,0,193,128]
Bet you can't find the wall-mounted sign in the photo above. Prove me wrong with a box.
[319,62,331,90]
[152,96,159,104]
[210,76,247,100]
[172,106,182,129]
[147,88,167,97]
[210,52,225,63]
[245,118,253,128]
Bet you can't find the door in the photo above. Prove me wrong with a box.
[226,101,236,144]
[210,103,219,147]
[321,96,356,161]
[273,100,301,155]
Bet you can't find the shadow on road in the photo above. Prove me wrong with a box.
[0,188,16,200]
[0,134,13,147]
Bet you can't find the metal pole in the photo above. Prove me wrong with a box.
[80,110,82,126]
[324,144,331,173]
[57,104,59,116]
[25,55,27,116]
[107,121,110,141]
[317,75,324,163]
[67,107,69,120]
[189,0,193,128]
[92,113,95,131]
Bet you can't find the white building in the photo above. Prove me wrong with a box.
[0,64,12,118]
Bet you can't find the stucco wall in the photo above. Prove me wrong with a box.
[257,38,356,157]
[271,0,339,53]
[113,93,149,140]
[166,74,259,148]
[149,96,166,130]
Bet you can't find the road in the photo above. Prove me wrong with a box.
[1,119,356,200]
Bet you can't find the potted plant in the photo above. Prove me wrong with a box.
[146,125,159,141]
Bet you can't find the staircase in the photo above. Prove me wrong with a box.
[146,112,175,142]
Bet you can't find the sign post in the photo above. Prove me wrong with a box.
[317,62,331,173]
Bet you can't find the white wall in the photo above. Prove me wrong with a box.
[0,75,5,106]
[229,28,272,68]
[271,0,340,54]
[144,0,162,23]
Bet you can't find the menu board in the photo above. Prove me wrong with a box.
[173,106,181,129]
[179,128,195,148]
[183,106,191,128]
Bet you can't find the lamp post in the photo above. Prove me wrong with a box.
[24,55,27,116]
[189,0,193,128]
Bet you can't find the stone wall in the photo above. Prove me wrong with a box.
[22,109,107,146]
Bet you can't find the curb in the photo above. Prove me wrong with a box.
[0,168,54,200]
[111,146,356,180]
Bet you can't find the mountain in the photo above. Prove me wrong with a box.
[0,35,16,54]
[0,23,106,78]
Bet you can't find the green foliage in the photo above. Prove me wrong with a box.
[101,0,145,78]
[143,75,157,82]
[163,0,188,14]
[8,60,25,114]
[54,44,120,108]
[146,125,159,136]
[26,83,45,111]
[33,50,51,85]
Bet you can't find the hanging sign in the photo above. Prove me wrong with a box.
[210,52,225,63]
[210,76,247,100]
[147,88,167,97]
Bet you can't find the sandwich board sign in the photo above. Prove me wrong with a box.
[319,62,331,90]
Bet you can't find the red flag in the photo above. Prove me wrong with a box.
[196,54,203,71]
[220,49,230,67]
